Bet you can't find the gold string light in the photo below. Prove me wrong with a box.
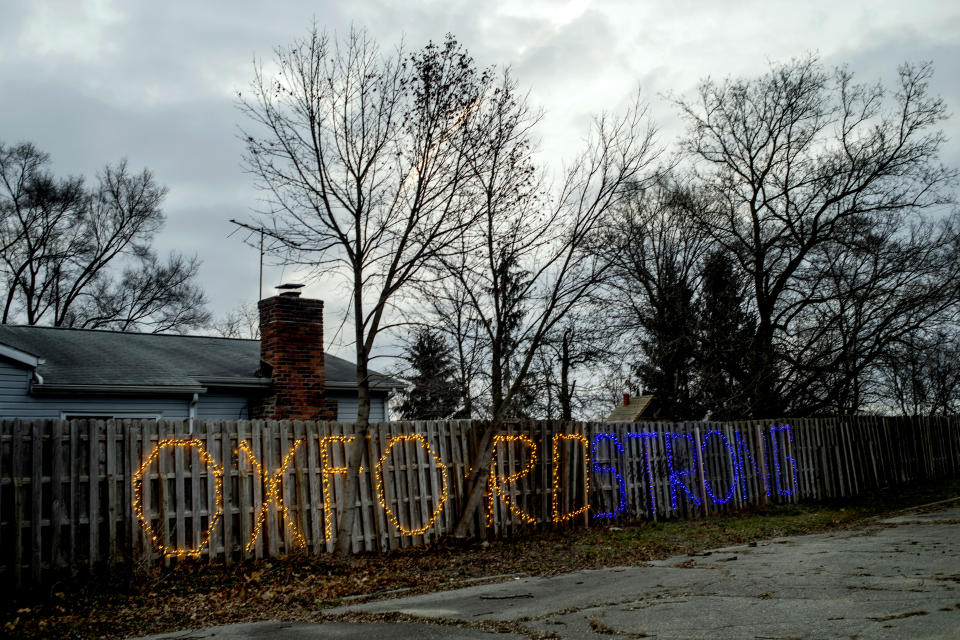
[132,439,223,559]
[552,433,590,523]
[319,435,354,541]
[487,434,538,526]
[375,433,449,535]
[134,430,597,556]
[238,439,307,552]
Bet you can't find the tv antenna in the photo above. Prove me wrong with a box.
[228,220,300,300]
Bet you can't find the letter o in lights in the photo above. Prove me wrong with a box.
[375,434,449,535]
[701,430,738,504]
[132,439,224,558]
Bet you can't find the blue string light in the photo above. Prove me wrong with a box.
[664,432,702,509]
[591,433,627,519]
[734,429,770,499]
[701,429,738,504]
[769,424,798,497]
[626,432,659,516]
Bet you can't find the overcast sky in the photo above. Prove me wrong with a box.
[2,0,958,358]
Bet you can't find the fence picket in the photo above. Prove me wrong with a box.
[106,420,118,566]
[237,420,252,561]
[88,421,100,572]
[205,420,219,563]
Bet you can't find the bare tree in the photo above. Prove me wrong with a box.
[0,141,210,333]
[882,328,960,417]
[676,58,958,417]
[239,26,495,554]
[791,214,960,414]
[416,277,486,418]
[427,71,660,535]
[543,319,611,420]
[594,174,717,419]
[70,252,210,333]
[211,301,261,339]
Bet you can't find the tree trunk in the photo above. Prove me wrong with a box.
[451,423,496,538]
[749,316,779,418]
[452,335,506,538]
[334,358,370,557]
[335,284,371,557]
[559,330,572,421]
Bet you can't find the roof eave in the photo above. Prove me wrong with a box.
[196,377,272,389]
[325,379,406,391]
[31,383,207,397]
[0,342,43,369]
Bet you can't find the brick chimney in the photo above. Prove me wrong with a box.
[251,287,336,421]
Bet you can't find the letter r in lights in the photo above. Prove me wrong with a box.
[665,432,702,509]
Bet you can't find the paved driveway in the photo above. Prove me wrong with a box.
[143,505,960,639]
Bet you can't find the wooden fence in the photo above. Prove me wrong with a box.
[1,415,958,588]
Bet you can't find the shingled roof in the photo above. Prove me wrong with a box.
[604,394,657,423]
[0,325,401,393]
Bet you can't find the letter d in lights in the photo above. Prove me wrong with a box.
[552,433,590,522]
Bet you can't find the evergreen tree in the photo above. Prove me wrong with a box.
[491,250,537,418]
[634,260,700,420]
[396,328,461,419]
[696,250,756,419]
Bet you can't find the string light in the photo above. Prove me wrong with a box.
[132,439,223,559]
[318,435,354,541]
[487,434,538,526]
[238,439,307,552]
[626,432,659,516]
[132,424,809,558]
[769,424,798,497]
[375,434,449,535]
[734,429,770,499]
[591,433,626,519]
[236,440,265,552]
[664,432,702,509]
[551,433,590,523]
[701,430,738,504]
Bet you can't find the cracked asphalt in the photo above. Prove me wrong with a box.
[140,505,960,639]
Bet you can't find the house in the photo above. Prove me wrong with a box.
[605,393,659,423]
[0,290,402,422]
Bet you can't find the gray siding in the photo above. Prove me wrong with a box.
[0,360,254,420]
[196,392,249,419]
[0,359,384,421]
[329,391,388,422]
[0,359,190,418]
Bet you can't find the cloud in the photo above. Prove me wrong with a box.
[1,0,958,350]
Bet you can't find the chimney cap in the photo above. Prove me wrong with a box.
[276,283,304,297]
